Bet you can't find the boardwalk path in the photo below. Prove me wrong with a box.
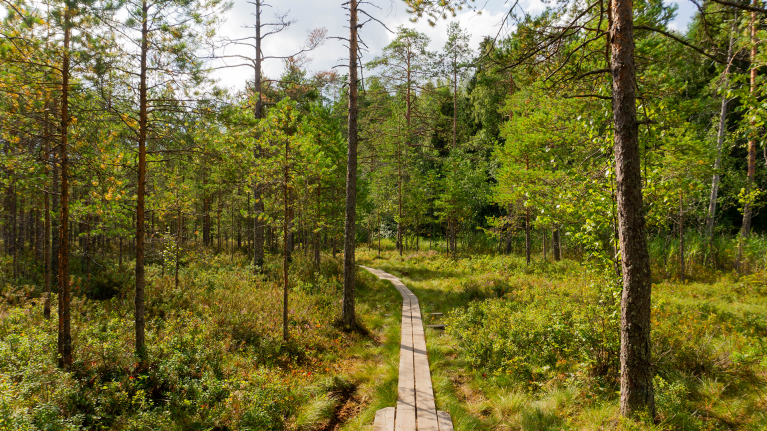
[360,266,454,431]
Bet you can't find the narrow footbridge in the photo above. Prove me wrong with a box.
[360,266,454,431]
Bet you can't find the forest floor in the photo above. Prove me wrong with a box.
[357,243,767,431]
[1,242,766,430]
[0,249,406,430]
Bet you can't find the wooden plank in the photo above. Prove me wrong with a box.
[362,265,446,431]
[427,325,446,330]
[395,403,416,431]
[396,293,416,431]
[413,315,439,431]
[437,411,454,431]
[373,407,396,431]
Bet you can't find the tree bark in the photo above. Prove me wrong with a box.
[315,178,321,268]
[552,227,561,261]
[741,4,758,239]
[706,21,735,238]
[453,57,457,149]
[679,192,685,283]
[43,100,52,319]
[135,0,149,360]
[58,13,72,369]
[283,137,290,341]
[252,0,266,269]
[342,0,359,328]
[610,0,655,417]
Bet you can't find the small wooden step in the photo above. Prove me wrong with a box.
[427,324,446,330]
[437,411,454,431]
[429,312,443,317]
[373,407,395,431]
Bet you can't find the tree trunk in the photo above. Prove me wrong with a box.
[51,146,60,292]
[552,227,561,261]
[453,60,457,149]
[706,22,735,238]
[43,102,52,320]
[742,5,758,239]
[203,194,211,247]
[397,151,403,256]
[217,192,222,251]
[135,0,149,360]
[679,192,685,283]
[58,15,72,369]
[175,197,181,289]
[525,208,531,265]
[610,0,655,417]
[283,137,290,342]
[342,0,359,328]
[252,0,266,269]
[315,178,321,268]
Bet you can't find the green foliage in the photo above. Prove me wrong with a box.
[360,248,767,429]
[0,251,395,429]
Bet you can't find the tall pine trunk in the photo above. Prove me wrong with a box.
[58,14,72,369]
[283,137,290,341]
[134,0,149,360]
[341,0,359,328]
[252,0,266,269]
[610,0,655,417]
[43,101,52,319]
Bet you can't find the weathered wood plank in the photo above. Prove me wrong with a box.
[413,310,438,431]
[437,411,454,431]
[362,265,452,431]
[396,293,416,431]
[395,403,416,431]
[373,407,396,431]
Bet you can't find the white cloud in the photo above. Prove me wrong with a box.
[210,0,694,91]
[210,0,542,91]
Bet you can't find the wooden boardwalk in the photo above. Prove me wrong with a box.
[361,266,454,431]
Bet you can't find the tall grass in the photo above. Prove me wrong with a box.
[649,233,767,280]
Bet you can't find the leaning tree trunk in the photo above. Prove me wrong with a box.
[341,0,359,328]
[610,0,655,418]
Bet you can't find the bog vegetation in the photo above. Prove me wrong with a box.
[0,0,766,428]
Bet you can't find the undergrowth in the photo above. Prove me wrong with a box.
[0,248,401,430]
[358,240,767,430]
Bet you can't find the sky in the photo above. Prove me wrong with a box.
[209,0,698,92]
